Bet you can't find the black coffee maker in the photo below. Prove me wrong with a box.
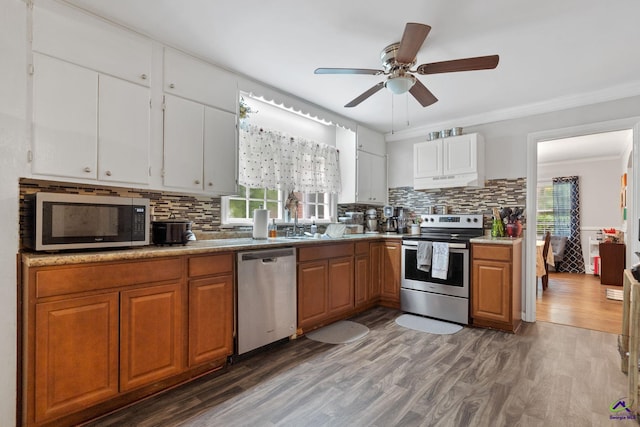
[395,206,407,234]
[382,205,397,233]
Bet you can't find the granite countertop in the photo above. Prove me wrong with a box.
[22,233,404,267]
[469,236,524,245]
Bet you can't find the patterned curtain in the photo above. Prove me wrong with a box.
[553,176,585,273]
[238,124,341,193]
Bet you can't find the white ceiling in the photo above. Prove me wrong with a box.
[538,129,633,164]
[62,0,640,136]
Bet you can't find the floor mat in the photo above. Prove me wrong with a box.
[606,288,624,301]
[305,320,369,344]
[395,314,463,335]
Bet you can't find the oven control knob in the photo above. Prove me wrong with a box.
[474,218,479,222]
[466,218,471,222]
[429,218,435,222]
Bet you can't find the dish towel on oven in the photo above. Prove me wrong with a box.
[431,242,449,280]
[417,242,432,272]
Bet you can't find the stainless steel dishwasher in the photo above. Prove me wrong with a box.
[237,247,297,355]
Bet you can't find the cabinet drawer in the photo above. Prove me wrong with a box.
[188,253,234,278]
[34,257,183,298]
[473,244,512,262]
[298,243,354,262]
[355,241,370,255]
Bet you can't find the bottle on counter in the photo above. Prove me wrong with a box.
[268,219,277,238]
[310,219,317,235]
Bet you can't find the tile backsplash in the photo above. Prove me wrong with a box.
[338,178,527,230]
[389,178,527,229]
[19,178,224,245]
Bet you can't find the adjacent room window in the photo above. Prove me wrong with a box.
[536,180,572,237]
[536,183,554,236]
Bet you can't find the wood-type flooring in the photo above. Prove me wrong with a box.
[536,272,623,334]
[85,307,628,427]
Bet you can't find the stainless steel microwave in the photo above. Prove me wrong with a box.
[24,192,150,251]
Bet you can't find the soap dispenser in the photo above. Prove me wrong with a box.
[269,219,277,238]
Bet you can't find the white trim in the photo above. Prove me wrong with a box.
[525,117,640,323]
[386,81,640,142]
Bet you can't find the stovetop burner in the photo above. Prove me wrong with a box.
[403,214,485,243]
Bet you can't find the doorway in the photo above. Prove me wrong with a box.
[524,117,640,324]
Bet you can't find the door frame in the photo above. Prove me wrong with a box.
[524,117,640,322]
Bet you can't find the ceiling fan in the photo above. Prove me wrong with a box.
[315,23,499,108]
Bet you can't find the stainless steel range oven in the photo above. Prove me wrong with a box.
[401,214,484,325]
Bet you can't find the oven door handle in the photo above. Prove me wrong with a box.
[402,241,467,250]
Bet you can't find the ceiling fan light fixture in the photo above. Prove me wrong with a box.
[385,74,416,94]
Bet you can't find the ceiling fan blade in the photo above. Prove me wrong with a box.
[409,79,438,107]
[315,68,383,75]
[416,55,500,75]
[396,23,431,64]
[345,82,385,107]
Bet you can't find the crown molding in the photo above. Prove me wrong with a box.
[385,80,640,142]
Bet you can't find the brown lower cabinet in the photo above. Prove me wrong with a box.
[22,253,233,427]
[471,241,522,333]
[22,240,402,426]
[297,243,354,332]
[378,241,401,308]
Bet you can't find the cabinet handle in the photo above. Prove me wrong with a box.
[140,74,148,80]
[208,182,213,186]
[195,180,200,185]
[169,83,175,89]
[105,171,112,176]
[83,167,91,173]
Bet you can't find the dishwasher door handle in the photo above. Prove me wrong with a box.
[262,258,277,263]
[240,248,295,261]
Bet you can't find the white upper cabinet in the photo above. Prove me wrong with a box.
[32,54,97,179]
[163,95,237,195]
[357,151,387,204]
[204,107,237,194]
[414,133,485,189]
[163,95,205,191]
[98,74,150,185]
[33,0,152,86]
[32,54,151,184]
[336,126,387,205]
[356,125,386,156]
[164,48,237,113]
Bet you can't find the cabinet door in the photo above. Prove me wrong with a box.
[381,241,401,302]
[354,254,370,307]
[356,125,386,156]
[369,152,387,204]
[120,282,184,391]
[297,261,328,330]
[443,134,477,175]
[369,242,383,301]
[32,53,98,179]
[163,94,204,191]
[98,74,150,185]
[188,275,233,366]
[356,150,372,203]
[414,140,442,178]
[356,151,386,205]
[328,256,354,316]
[164,48,237,112]
[204,106,237,195]
[34,293,119,423]
[472,260,510,323]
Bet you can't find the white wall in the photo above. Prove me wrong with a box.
[0,0,28,424]
[388,95,640,187]
[538,157,624,229]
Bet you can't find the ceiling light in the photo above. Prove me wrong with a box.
[385,75,416,95]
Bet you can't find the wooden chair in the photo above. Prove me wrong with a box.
[541,231,551,290]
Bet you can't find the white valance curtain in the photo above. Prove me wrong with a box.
[238,124,341,194]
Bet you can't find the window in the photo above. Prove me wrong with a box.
[223,185,334,224]
[536,183,554,236]
[536,181,571,237]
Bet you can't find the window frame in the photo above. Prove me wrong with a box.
[221,187,336,226]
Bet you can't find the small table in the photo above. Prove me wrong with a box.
[536,240,555,277]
